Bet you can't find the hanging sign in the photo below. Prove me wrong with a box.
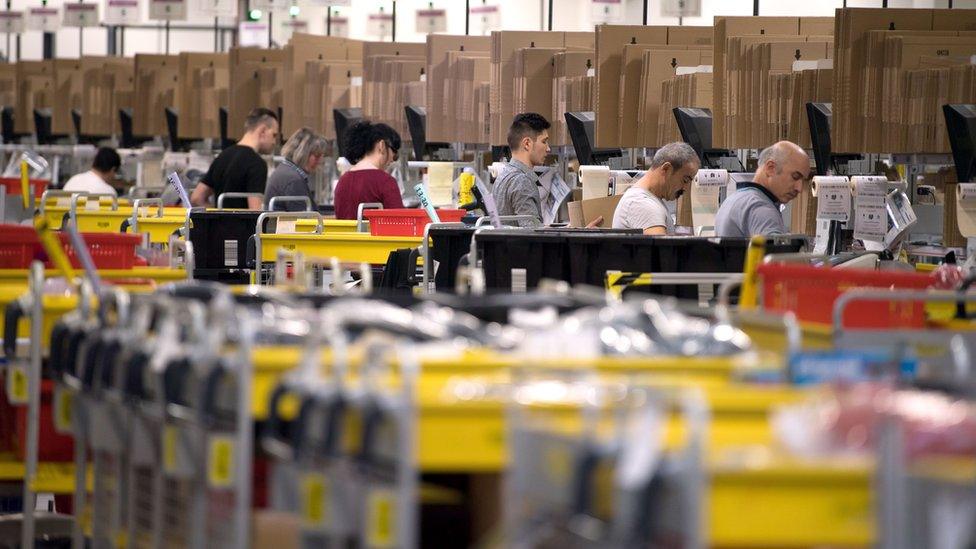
[470,4,499,34]
[327,15,348,37]
[27,6,61,33]
[591,0,622,24]
[196,0,236,18]
[367,11,393,39]
[238,21,268,47]
[661,0,700,18]
[416,8,446,34]
[104,0,140,25]
[63,3,99,28]
[148,0,187,21]
[0,11,25,34]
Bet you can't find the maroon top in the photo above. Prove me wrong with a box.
[333,169,404,220]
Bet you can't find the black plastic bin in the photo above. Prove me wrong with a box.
[476,231,569,291]
[193,268,251,285]
[428,226,476,292]
[188,210,262,272]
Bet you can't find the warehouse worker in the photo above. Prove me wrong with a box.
[612,142,699,235]
[264,127,328,211]
[190,107,279,210]
[715,140,812,237]
[62,147,121,196]
[333,121,404,220]
[492,113,552,227]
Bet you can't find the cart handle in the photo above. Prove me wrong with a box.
[168,238,195,281]
[133,198,164,218]
[39,189,85,215]
[69,192,119,219]
[217,192,263,209]
[356,202,384,232]
[256,211,324,236]
[833,288,976,335]
[267,195,312,212]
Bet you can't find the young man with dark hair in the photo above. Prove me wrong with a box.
[190,107,279,210]
[63,147,122,196]
[491,113,553,227]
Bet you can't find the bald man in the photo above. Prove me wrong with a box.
[715,141,812,237]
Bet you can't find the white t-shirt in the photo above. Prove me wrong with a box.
[62,170,117,196]
[611,186,673,233]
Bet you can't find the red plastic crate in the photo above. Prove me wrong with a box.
[0,176,49,199]
[757,263,934,329]
[0,224,42,268]
[57,232,142,269]
[363,208,466,237]
[12,379,74,462]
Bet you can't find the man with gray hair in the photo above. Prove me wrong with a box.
[715,140,812,237]
[612,142,700,234]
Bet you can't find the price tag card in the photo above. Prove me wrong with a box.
[416,8,446,34]
[207,434,235,488]
[852,176,887,242]
[196,0,235,18]
[63,3,99,28]
[0,11,25,34]
[812,176,852,222]
[367,12,393,38]
[104,0,140,26]
[470,4,499,33]
[148,0,186,21]
[5,364,28,405]
[27,7,61,33]
[884,189,916,247]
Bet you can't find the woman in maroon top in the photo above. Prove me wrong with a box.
[333,121,405,219]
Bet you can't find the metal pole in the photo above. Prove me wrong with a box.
[214,16,218,52]
[465,0,469,35]
[882,0,888,6]
[267,11,272,47]
[547,0,552,30]
[20,262,44,549]
[391,0,396,42]
[753,0,759,16]
[642,0,648,25]
[326,7,331,36]
[120,26,125,56]
[165,19,170,54]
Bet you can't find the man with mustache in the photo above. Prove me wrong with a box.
[715,140,812,237]
[612,141,699,235]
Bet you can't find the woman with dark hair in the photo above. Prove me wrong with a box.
[333,120,404,220]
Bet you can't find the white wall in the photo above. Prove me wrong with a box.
[5,0,976,61]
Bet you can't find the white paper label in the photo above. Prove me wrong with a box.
[104,0,140,25]
[148,0,186,21]
[470,4,499,33]
[27,7,60,32]
[0,11,25,34]
[813,176,852,222]
[367,12,393,38]
[852,176,887,242]
[416,8,446,34]
[957,183,976,238]
[694,169,729,188]
[196,0,235,18]
[224,239,238,267]
[62,3,98,27]
[238,21,268,47]
[308,0,349,5]
[661,0,701,17]
[884,190,916,247]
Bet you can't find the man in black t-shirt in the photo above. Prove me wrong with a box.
[190,108,280,210]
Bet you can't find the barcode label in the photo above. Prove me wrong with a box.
[224,240,238,267]
[511,268,527,294]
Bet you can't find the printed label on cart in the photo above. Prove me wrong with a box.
[788,350,916,385]
[5,365,28,405]
[365,487,397,548]
[85,198,100,211]
[301,473,331,528]
[813,176,852,222]
[162,424,178,473]
[852,176,887,242]
[53,386,73,433]
[223,239,238,267]
[208,435,235,488]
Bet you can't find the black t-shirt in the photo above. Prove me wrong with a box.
[202,145,268,208]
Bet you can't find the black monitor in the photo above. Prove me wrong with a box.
[673,107,743,170]
[334,107,363,158]
[564,111,621,165]
[219,106,232,149]
[165,107,185,152]
[405,105,427,160]
[944,104,976,183]
[71,109,82,140]
[806,102,832,176]
[33,108,53,145]
[119,108,151,149]
[2,106,15,143]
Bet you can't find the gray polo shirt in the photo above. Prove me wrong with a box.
[491,158,542,227]
[714,182,787,237]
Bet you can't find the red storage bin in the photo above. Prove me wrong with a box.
[363,209,466,237]
[0,224,42,268]
[13,379,74,462]
[757,263,933,329]
[0,176,49,200]
[57,232,141,269]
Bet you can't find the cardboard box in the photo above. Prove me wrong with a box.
[552,50,594,146]
[176,53,228,140]
[81,58,133,137]
[228,47,286,140]
[280,34,357,136]
[426,35,490,143]
[658,70,712,145]
[637,48,711,146]
[0,63,15,109]
[15,60,55,135]
[133,54,179,137]
[568,194,623,228]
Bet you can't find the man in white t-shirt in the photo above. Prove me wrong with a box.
[62,147,121,196]
[612,142,699,235]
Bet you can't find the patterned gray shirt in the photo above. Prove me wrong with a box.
[491,158,543,227]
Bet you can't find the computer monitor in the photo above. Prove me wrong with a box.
[1,106,15,143]
[334,107,363,158]
[219,106,232,149]
[33,108,53,145]
[944,104,976,183]
[71,109,82,141]
[806,102,832,176]
[564,111,621,165]
[673,107,743,170]
[164,107,184,152]
[405,105,427,160]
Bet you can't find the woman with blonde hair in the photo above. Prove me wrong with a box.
[263,127,328,211]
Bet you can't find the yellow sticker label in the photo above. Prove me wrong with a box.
[366,488,397,548]
[162,425,178,473]
[301,473,330,528]
[6,365,28,405]
[207,435,235,488]
[53,386,73,433]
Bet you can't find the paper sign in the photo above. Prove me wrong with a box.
[416,8,446,33]
[238,21,268,47]
[104,0,140,25]
[539,169,570,226]
[309,0,349,4]
[591,0,623,24]
[414,183,441,224]
[812,176,852,222]
[661,0,701,17]
[196,0,235,18]
[63,3,98,27]
[884,190,916,247]
[852,176,887,242]
[367,12,393,38]
[470,4,499,34]
[326,15,348,37]
[5,364,28,405]
[426,162,454,206]
[957,183,976,238]
[250,0,286,9]
[27,7,60,32]
[0,11,25,34]
[167,172,190,208]
[148,0,186,21]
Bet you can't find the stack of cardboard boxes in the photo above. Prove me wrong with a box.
[900,59,976,154]
[0,64,15,110]
[228,48,285,140]
[177,53,229,141]
[551,51,595,147]
[657,68,713,145]
[281,34,362,139]
[783,63,833,148]
[362,42,426,138]
[833,7,976,154]
[426,35,490,145]
[81,58,133,138]
[14,60,55,136]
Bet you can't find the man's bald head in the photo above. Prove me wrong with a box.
[754,140,811,204]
